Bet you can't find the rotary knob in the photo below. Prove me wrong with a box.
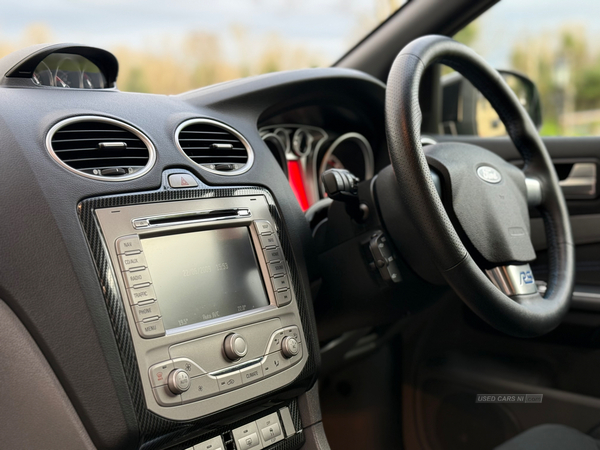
[223,333,248,361]
[167,369,190,394]
[281,336,299,358]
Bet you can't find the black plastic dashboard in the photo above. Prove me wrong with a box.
[0,44,388,450]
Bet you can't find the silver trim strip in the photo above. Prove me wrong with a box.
[175,118,254,176]
[46,115,157,182]
[525,177,543,207]
[132,208,252,229]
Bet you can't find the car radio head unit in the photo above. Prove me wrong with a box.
[95,194,308,421]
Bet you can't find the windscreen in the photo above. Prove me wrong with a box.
[141,227,269,331]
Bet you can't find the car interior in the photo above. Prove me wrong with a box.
[2,0,600,449]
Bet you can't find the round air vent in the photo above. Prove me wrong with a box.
[47,116,156,181]
[176,118,253,175]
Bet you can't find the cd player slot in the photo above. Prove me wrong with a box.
[132,208,251,229]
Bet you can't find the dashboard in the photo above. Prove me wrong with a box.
[0,44,388,450]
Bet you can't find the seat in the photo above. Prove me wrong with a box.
[496,424,600,450]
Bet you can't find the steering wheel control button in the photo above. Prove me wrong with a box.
[275,289,292,306]
[167,368,191,394]
[261,351,290,376]
[368,231,402,283]
[116,235,143,255]
[181,375,220,403]
[127,284,156,305]
[123,268,153,289]
[131,300,161,322]
[271,274,290,292]
[168,173,198,188]
[259,233,278,249]
[152,384,181,407]
[118,252,147,272]
[172,357,205,378]
[263,247,283,263]
[194,436,224,450]
[240,362,264,385]
[254,220,274,235]
[216,370,243,392]
[486,264,538,296]
[267,261,286,277]
[136,317,165,338]
[149,360,174,387]
[477,165,502,184]
[232,422,262,450]
[281,336,299,358]
[223,333,248,360]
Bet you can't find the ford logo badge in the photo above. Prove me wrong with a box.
[477,165,502,184]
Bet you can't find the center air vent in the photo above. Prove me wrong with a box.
[47,116,156,181]
[176,119,253,175]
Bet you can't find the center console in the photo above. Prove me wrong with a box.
[94,193,308,422]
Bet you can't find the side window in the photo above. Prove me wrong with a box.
[446,0,600,137]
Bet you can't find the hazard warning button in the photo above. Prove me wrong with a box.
[168,174,198,188]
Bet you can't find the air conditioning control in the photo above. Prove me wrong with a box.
[281,336,299,358]
[223,333,248,361]
[167,369,191,394]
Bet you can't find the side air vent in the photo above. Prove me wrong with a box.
[47,116,156,181]
[176,119,253,175]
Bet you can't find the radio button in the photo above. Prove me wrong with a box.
[173,357,206,378]
[263,247,283,263]
[116,235,142,255]
[127,284,156,305]
[271,274,290,292]
[257,413,283,446]
[282,326,301,342]
[149,360,174,387]
[259,233,278,249]
[131,300,161,322]
[254,220,274,235]
[216,370,243,392]
[275,289,292,306]
[152,384,181,406]
[182,375,220,403]
[233,422,262,450]
[265,330,285,354]
[118,252,147,272]
[267,261,286,278]
[240,363,264,385]
[194,436,224,450]
[123,269,153,289]
[261,351,289,377]
[136,317,165,338]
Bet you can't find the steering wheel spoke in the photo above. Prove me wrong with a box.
[486,263,538,297]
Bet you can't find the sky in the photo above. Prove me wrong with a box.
[1,0,600,68]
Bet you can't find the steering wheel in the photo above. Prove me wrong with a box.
[384,35,574,337]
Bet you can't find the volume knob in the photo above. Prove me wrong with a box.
[167,369,190,394]
[223,333,248,361]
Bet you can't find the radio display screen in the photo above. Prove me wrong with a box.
[141,227,269,331]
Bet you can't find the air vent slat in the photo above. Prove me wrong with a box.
[177,120,251,174]
[49,117,155,180]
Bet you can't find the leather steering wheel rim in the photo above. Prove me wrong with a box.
[385,35,575,337]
